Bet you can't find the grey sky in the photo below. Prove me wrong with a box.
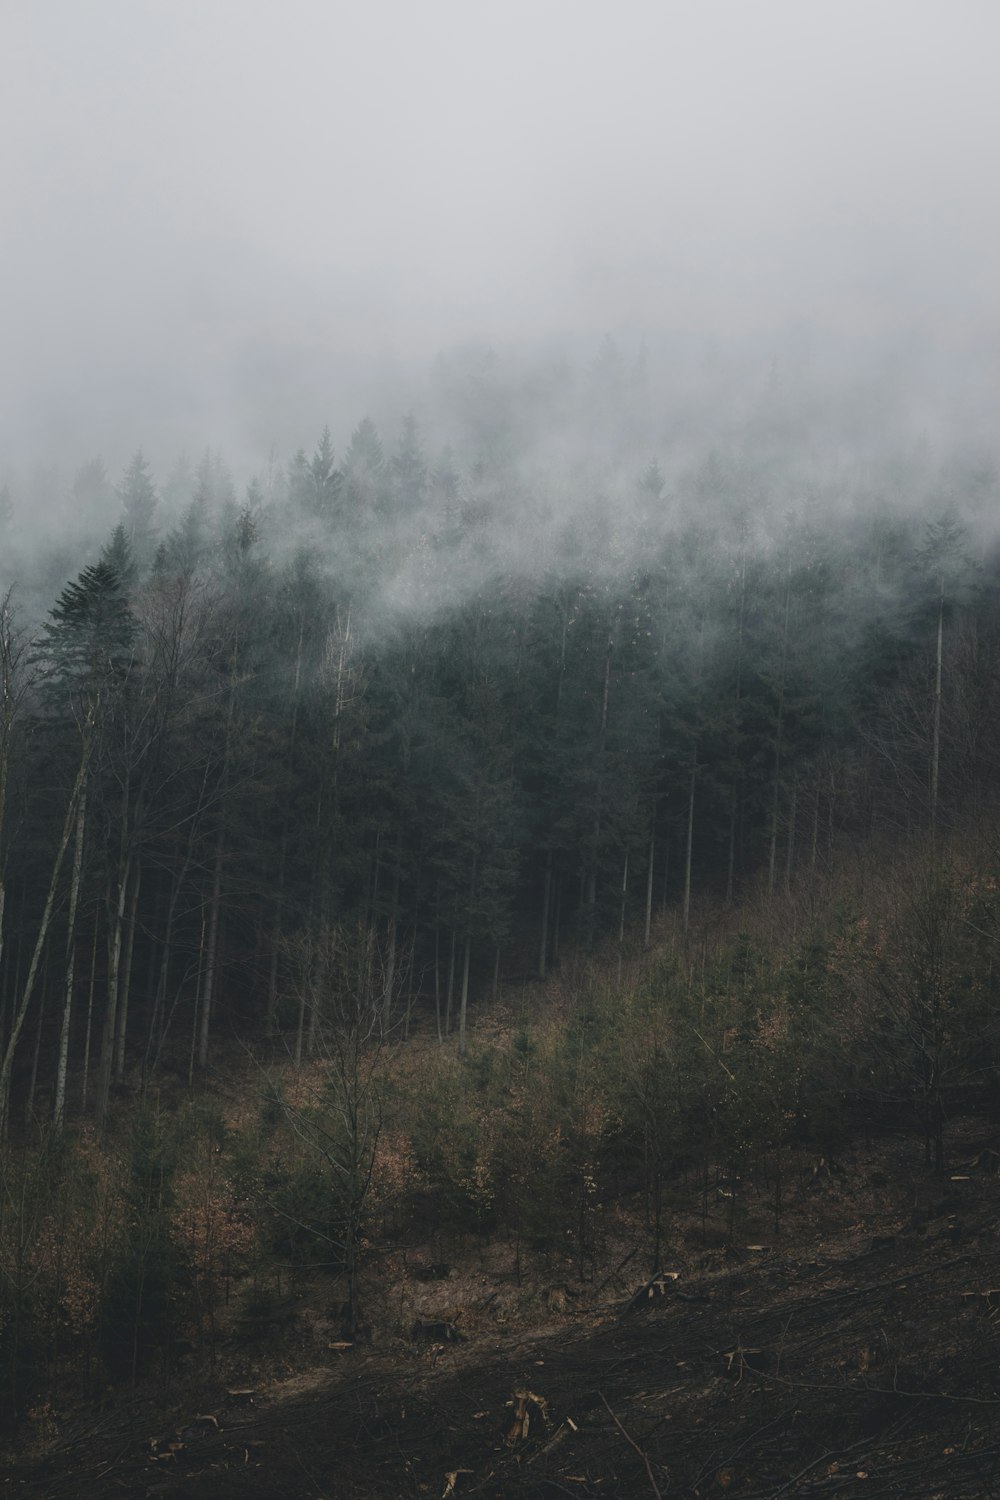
[3,0,999,471]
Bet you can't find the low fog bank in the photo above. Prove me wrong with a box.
[1,323,998,635]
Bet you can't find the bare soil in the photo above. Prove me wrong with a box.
[6,1125,1000,1499]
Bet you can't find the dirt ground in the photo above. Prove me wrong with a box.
[5,1124,1000,1499]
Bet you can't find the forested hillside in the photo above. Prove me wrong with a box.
[2,347,1000,1448]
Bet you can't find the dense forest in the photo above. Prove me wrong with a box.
[2,344,1000,1444]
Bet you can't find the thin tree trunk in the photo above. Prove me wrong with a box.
[54,788,87,1132]
[618,851,629,983]
[539,850,552,979]
[434,919,443,1044]
[931,581,944,840]
[445,926,456,1037]
[147,762,209,1078]
[0,722,93,1126]
[644,826,654,949]
[784,777,797,894]
[683,752,697,941]
[25,943,51,1125]
[726,546,747,906]
[114,861,141,1081]
[458,934,472,1057]
[768,556,792,897]
[97,854,131,1127]
[197,832,223,1069]
[551,878,561,967]
[81,918,98,1113]
[189,909,206,1088]
[383,864,400,1026]
[267,619,305,1035]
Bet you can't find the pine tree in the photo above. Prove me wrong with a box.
[117,452,158,569]
[37,560,136,697]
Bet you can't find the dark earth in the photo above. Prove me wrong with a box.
[5,1128,1000,1500]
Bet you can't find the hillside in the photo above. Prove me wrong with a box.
[6,1114,1000,1499]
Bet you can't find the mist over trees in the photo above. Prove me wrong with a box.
[0,337,998,1132]
[2,334,1000,1423]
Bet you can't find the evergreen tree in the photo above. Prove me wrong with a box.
[116,452,158,569]
[37,560,136,697]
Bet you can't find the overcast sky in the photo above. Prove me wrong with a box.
[3,0,999,472]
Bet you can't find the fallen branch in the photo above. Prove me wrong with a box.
[599,1392,662,1500]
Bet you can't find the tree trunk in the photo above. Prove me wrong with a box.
[97,854,132,1127]
[197,832,223,1070]
[683,753,697,941]
[538,850,552,979]
[0,722,93,1128]
[54,788,87,1133]
[25,943,51,1125]
[931,581,944,840]
[114,861,141,1081]
[784,777,797,894]
[81,918,98,1113]
[267,619,305,1035]
[434,918,443,1044]
[445,926,456,1037]
[768,557,793,897]
[458,934,472,1057]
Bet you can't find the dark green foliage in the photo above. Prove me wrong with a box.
[36,558,136,694]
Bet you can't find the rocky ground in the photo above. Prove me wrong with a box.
[5,1126,1000,1499]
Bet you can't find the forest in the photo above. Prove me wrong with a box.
[2,343,1000,1492]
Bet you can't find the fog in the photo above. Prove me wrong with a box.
[2,1,997,467]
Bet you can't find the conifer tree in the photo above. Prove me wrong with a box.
[116,452,158,569]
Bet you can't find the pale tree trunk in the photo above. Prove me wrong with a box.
[660,832,670,917]
[617,851,629,984]
[768,557,793,897]
[458,933,472,1057]
[683,753,697,942]
[267,618,305,1035]
[784,777,797,894]
[726,550,747,905]
[196,636,241,1072]
[25,943,51,1124]
[585,637,614,949]
[930,579,944,841]
[644,825,655,948]
[551,881,561,967]
[54,788,87,1132]
[198,833,223,1069]
[538,599,569,975]
[538,850,552,979]
[81,918,98,1112]
[445,926,456,1037]
[434,917,443,1043]
[97,850,132,1128]
[114,862,141,1080]
[0,590,27,999]
[458,854,477,1055]
[146,760,210,1078]
[0,723,93,1129]
[383,863,400,1026]
[189,909,207,1089]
